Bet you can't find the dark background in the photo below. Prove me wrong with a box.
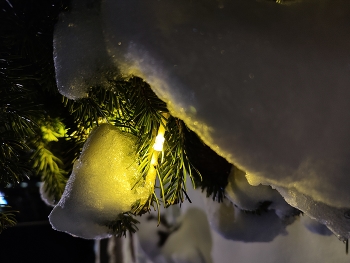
[0,1,95,262]
[0,182,95,263]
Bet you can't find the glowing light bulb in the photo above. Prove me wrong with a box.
[153,134,165,151]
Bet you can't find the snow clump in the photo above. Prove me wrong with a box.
[49,124,151,239]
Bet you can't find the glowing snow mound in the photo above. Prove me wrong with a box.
[49,124,151,239]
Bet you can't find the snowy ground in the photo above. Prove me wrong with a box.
[179,185,350,263]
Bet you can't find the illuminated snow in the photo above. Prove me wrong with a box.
[49,124,151,239]
[53,0,350,239]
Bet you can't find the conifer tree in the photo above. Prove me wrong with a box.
[0,0,232,235]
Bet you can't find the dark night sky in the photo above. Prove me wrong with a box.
[0,1,95,262]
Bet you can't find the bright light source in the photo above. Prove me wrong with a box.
[153,134,165,151]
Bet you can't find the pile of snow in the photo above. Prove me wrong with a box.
[183,185,350,263]
[49,124,151,239]
[54,0,116,99]
[53,0,350,239]
[205,195,289,243]
[137,208,213,263]
[225,166,297,219]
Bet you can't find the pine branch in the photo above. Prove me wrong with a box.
[159,117,199,207]
[0,0,69,190]
[1,13,228,233]
[31,118,69,203]
[0,88,41,186]
[0,89,41,138]
[32,144,68,203]
[184,126,232,202]
[61,77,203,233]
[106,212,139,238]
[126,78,169,213]
[62,95,108,130]
[0,206,18,233]
[0,131,32,186]
[129,77,168,139]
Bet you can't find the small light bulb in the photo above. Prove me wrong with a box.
[153,134,165,151]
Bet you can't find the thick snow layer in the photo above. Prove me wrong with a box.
[205,195,290,242]
[54,0,350,239]
[54,0,116,99]
[101,0,350,239]
[277,186,350,240]
[225,166,297,219]
[49,124,151,239]
[300,214,332,236]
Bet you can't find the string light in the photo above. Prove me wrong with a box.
[153,130,165,152]
[147,113,169,186]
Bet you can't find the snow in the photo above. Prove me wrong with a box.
[183,184,350,263]
[301,215,332,236]
[159,208,212,263]
[137,207,213,263]
[39,182,55,207]
[135,188,350,262]
[53,0,350,239]
[137,214,170,261]
[220,166,300,242]
[54,0,115,99]
[225,166,297,220]
[205,194,291,243]
[49,124,152,239]
[101,0,350,239]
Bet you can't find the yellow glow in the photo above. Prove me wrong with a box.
[150,152,159,166]
[145,113,169,198]
[153,134,165,151]
[152,114,168,152]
